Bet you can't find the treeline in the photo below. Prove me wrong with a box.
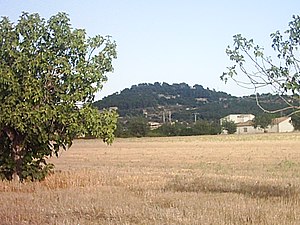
[115,117,222,138]
[95,82,231,110]
[113,113,300,138]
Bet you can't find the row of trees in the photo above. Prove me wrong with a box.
[116,113,300,138]
[115,117,236,137]
[153,121,223,136]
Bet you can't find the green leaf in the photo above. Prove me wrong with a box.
[0,12,117,182]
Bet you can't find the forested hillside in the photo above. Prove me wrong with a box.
[93,82,291,123]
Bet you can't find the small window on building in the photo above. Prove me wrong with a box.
[244,128,248,133]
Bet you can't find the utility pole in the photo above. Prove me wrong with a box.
[193,113,199,123]
[162,111,166,123]
[162,110,172,124]
[168,111,172,123]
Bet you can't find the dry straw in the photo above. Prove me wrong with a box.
[1,133,300,224]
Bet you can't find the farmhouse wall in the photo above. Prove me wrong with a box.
[236,125,257,134]
[222,114,294,135]
[236,121,265,134]
[278,119,294,132]
[267,117,294,133]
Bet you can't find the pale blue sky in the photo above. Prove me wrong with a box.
[1,1,300,99]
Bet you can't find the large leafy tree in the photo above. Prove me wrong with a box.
[221,120,237,134]
[291,113,300,130]
[0,12,118,181]
[127,116,149,137]
[222,15,300,115]
[252,114,273,132]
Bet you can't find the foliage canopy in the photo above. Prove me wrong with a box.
[252,114,273,130]
[0,12,117,181]
[291,113,300,130]
[221,120,237,134]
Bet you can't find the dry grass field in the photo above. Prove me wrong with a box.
[1,133,300,224]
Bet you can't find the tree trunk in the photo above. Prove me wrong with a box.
[11,142,23,182]
[3,127,24,181]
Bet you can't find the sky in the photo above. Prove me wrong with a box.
[1,0,300,100]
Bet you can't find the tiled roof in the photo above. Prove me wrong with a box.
[236,117,291,127]
[271,117,290,125]
[236,120,254,127]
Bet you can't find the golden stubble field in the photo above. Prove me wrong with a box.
[1,133,300,224]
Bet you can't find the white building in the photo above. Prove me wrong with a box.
[148,121,162,130]
[236,120,262,134]
[221,114,294,134]
[268,117,294,133]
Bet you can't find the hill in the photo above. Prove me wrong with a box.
[93,82,291,123]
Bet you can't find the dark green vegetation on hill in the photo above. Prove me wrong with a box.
[93,82,299,137]
[94,82,292,122]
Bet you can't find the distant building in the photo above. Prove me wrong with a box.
[268,117,294,133]
[195,98,208,103]
[220,114,255,125]
[236,120,258,134]
[148,122,162,130]
[221,114,294,134]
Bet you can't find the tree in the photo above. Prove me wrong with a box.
[0,12,118,181]
[222,15,300,116]
[126,117,149,137]
[291,113,300,130]
[252,114,273,132]
[192,120,221,135]
[222,120,237,134]
[157,122,194,136]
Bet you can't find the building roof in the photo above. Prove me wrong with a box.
[236,117,291,127]
[236,120,254,127]
[271,117,290,125]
